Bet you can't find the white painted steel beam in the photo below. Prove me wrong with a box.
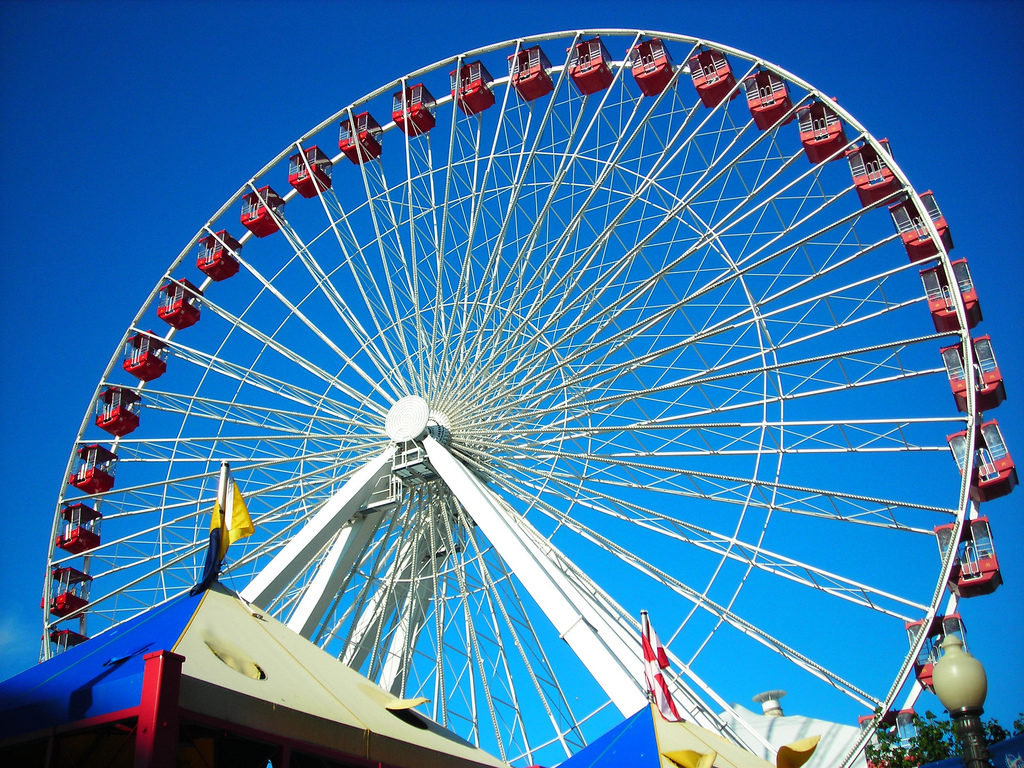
[287,507,387,638]
[241,446,396,607]
[423,434,774,753]
[422,434,648,717]
[341,529,428,671]
[379,557,435,695]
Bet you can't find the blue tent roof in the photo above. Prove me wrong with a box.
[557,706,660,767]
[0,589,202,740]
[920,731,1024,768]
[0,586,508,768]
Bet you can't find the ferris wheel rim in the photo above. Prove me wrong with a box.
[44,29,981,767]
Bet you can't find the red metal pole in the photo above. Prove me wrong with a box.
[134,650,185,768]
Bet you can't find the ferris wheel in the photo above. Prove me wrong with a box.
[43,30,1014,767]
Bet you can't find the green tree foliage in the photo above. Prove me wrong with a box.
[865,710,1023,768]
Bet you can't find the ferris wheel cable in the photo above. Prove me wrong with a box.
[399,116,432,396]
[486,464,927,616]
[270,215,415,399]
[301,185,417,394]
[440,67,547,391]
[86,449,385,543]
[639,234,916,352]
[379,518,430,698]
[497,204,888,405]
[339,504,409,666]
[244,528,360,620]
[505,444,946,458]
[495,313,937,423]
[427,496,451,727]
[139,391,374,433]
[485,468,877,708]
[502,100,811,329]
[311,187,415,382]
[509,328,952,422]
[442,379,949,459]
[546,167,870,366]
[425,74,468,396]
[483,446,952,518]
[343,121,425,394]
[431,497,507,760]
[310,527,396,648]
[462,527,587,758]
[504,406,958,440]
[501,373,939,443]
[493,413,964,441]
[475,169,872,406]
[446,55,635,384]
[439,64,688,398]
[477,478,827,752]
[50,539,207,628]
[150,334,387,423]
[108,432,384,448]
[495,454,929,585]
[228,226,400,405]
[365,139,427,395]
[229,497,396,590]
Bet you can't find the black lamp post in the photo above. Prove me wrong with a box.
[931,634,993,768]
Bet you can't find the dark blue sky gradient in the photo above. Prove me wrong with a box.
[1,0,1021,732]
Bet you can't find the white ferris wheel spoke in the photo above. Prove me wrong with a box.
[47,31,986,768]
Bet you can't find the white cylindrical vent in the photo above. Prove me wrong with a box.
[752,689,787,718]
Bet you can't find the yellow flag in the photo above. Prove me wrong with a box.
[212,467,254,559]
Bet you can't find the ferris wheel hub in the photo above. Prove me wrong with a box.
[385,395,431,441]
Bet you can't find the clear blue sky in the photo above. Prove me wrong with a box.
[1,0,1021,737]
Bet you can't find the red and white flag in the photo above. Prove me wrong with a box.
[641,610,683,722]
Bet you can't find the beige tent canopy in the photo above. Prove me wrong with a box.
[653,707,819,768]
[0,583,506,768]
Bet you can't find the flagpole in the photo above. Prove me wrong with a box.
[640,610,654,704]
[190,461,232,596]
[218,460,230,514]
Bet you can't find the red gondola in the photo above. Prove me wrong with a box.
[568,37,614,95]
[197,230,241,282]
[628,38,674,97]
[508,45,553,102]
[940,335,1006,413]
[905,614,965,691]
[288,146,333,197]
[889,191,953,262]
[919,259,982,333]
[797,100,847,163]
[859,708,897,731]
[240,186,285,238]
[846,139,898,206]
[69,444,117,495]
[861,709,916,767]
[55,502,102,554]
[934,517,1002,598]
[122,332,167,382]
[94,386,140,437]
[743,70,794,130]
[49,566,92,618]
[948,420,1018,503]
[688,48,738,108]
[392,84,436,136]
[450,60,495,115]
[339,112,382,164]
[156,278,202,330]
[49,628,88,652]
